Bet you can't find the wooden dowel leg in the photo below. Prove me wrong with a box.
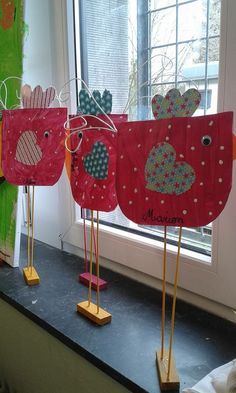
[167,227,182,381]
[161,226,167,360]
[88,210,94,307]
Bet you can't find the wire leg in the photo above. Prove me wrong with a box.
[30,186,35,274]
[167,227,182,381]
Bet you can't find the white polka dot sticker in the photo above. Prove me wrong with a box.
[129,200,133,205]
[179,154,184,158]
[187,124,191,129]
[93,184,97,188]
[145,197,149,201]
[109,205,111,209]
[134,188,138,193]
[43,117,46,120]
[161,200,165,204]
[165,136,170,141]
[149,128,152,133]
[168,124,172,129]
[200,182,204,186]
[112,172,115,176]
[91,196,94,199]
[85,180,88,185]
[103,185,106,189]
[120,155,124,159]
[134,167,138,172]
[122,185,126,189]
[101,196,104,199]
[109,146,112,150]
[128,128,132,132]
[191,146,195,151]
[183,210,187,215]
[209,120,214,126]
[194,198,198,203]
[201,161,205,166]
[138,144,141,148]
[219,201,223,205]
[8,130,10,133]
[75,181,78,186]
[218,178,223,183]
[220,146,225,150]
[209,211,213,216]
[219,160,223,165]
[28,118,31,121]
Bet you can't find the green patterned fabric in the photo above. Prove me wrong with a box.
[152,88,201,120]
[84,142,109,179]
[145,142,195,195]
[77,89,112,115]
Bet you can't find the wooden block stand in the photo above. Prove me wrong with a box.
[79,272,107,290]
[156,351,180,391]
[23,267,40,286]
[77,301,111,326]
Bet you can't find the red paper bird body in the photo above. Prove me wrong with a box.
[116,112,233,227]
[2,108,67,186]
[69,114,127,212]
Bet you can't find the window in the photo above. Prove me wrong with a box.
[67,0,236,310]
[74,0,221,256]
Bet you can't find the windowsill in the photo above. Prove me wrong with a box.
[0,235,235,393]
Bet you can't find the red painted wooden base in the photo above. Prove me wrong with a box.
[79,272,107,290]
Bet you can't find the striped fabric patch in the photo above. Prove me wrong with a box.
[21,85,56,109]
[15,131,42,165]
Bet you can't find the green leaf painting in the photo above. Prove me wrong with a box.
[0,0,24,265]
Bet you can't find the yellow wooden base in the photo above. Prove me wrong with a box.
[23,267,40,286]
[156,351,180,391]
[77,301,112,325]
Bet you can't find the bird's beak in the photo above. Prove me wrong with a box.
[233,133,236,160]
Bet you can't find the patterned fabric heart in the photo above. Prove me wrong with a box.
[152,88,201,119]
[78,89,112,115]
[16,131,42,165]
[145,142,195,195]
[84,141,109,179]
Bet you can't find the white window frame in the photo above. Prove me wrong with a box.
[60,0,236,313]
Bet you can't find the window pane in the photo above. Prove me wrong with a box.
[178,0,207,42]
[151,0,176,10]
[151,8,176,47]
[209,0,221,36]
[151,46,176,84]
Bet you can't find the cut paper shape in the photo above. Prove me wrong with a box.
[16,130,43,165]
[145,142,195,195]
[116,112,233,227]
[68,114,127,212]
[77,89,112,115]
[21,85,56,109]
[84,141,109,179]
[2,107,67,186]
[152,88,201,120]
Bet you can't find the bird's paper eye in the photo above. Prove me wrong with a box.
[78,131,83,139]
[201,135,212,146]
[44,131,50,138]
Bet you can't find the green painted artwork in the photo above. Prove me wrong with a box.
[0,0,24,265]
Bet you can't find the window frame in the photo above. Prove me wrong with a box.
[62,0,236,311]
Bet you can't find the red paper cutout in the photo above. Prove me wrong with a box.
[69,114,127,211]
[116,112,233,227]
[2,108,67,186]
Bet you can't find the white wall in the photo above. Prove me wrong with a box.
[23,0,72,248]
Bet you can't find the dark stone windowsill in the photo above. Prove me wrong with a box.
[0,235,235,393]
